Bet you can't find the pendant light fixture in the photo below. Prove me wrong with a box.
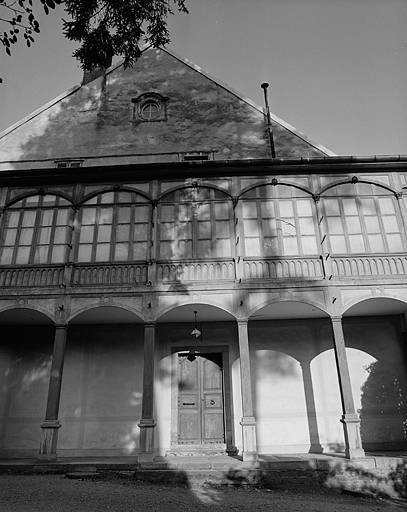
[190,311,201,338]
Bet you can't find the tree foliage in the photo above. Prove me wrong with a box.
[0,0,188,83]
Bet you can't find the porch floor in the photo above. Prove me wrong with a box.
[2,452,407,498]
[0,451,405,471]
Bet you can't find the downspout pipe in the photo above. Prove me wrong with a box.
[261,82,276,159]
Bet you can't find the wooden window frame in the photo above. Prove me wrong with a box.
[241,196,319,257]
[0,195,72,266]
[322,193,406,255]
[157,189,234,261]
[75,191,151,263]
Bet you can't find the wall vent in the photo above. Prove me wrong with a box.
[55,160,83,169]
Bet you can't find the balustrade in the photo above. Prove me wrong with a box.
[156,260,235,282]
[73,264,148,286]
[0,266,64,287]
[0,255,406,288]
[331,256,407,277]
[243,257,324,279]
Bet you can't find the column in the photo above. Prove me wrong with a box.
[331,316,365,459]
[300,360,323,453]
[138,322,156,462]
[237,319,258,461]
[39,324,68,461]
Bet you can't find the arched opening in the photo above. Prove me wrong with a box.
[156,303,236,456]
[57,306,144,457]
[343,298,407,451]
[249,300,334,454]
[0,308,54,458]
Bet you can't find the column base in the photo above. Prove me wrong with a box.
[240,417,258,462]
[341,414,365,459]
[309,443,324,454]
[242,451,258,462]
[39,420,61,460]
[138,452,155,463]
[138,419,156,463]
[344,448,365,459]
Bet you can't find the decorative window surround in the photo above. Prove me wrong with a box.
[132,93,169,123]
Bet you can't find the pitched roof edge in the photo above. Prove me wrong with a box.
[1,44,336,158]
[0,44,151,141]
[0,84,81,140]
[267,111,337,157]
[159,47,337,157]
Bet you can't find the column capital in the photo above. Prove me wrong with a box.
[138,419,156,428]
[55,324,68,331]
[236,318,249,325]
[240,416,257,426]
[340,413,361,424]
[40,420,61,429]
[144,321,156,328]
[330,316,343,323]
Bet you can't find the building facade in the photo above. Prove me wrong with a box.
[1,48,407,462]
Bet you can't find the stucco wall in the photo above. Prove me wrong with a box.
[0,48,326,164]
[58,325,144,457]
[0,327,54,457]
[1,316,406,458]
[249,316,407,454]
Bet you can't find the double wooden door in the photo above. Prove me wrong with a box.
[178,353,225,445]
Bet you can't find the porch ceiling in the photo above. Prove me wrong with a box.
[344,297,407,317]
[157,304,235,323]
[250,301,328,321]
[0,309,53,324]
[69,306,143,324]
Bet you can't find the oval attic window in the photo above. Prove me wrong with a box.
[141,101,160,121]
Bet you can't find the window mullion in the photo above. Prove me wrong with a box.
[110,204,118,262]
[356,196,371,253]
[255,200,262,257]
[28,208,41,265]
[46,208,57,264]
[91,207,100,262]
[339,199,352,253]
[292,200,302,255]
[11,208,24,265]
[129,203,135,261]
[275,201,284,255]
[191,203,197,259]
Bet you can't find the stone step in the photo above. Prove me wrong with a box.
[65,471,100,479]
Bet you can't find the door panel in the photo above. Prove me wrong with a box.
[178,357,200,444]
[178,354,224,445]
[202,357,224,443]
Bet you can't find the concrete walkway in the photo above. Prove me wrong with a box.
[1,452,407,499]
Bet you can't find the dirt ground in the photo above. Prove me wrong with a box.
[0,475,406,512]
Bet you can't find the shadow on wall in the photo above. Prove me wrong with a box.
[359,360,407,451]
[1,48,274,164]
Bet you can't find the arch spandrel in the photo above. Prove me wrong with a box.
[342,295,407,318]
[156,302,236,323]
[248,296,330,321]
[67,304,145,324]
[0,306,55,324]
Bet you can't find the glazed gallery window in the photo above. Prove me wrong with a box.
[0,195,72,265]
[158,188,233,260]
[322,194,404,254]
[77,191,150,262]
[241,187,318,257]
